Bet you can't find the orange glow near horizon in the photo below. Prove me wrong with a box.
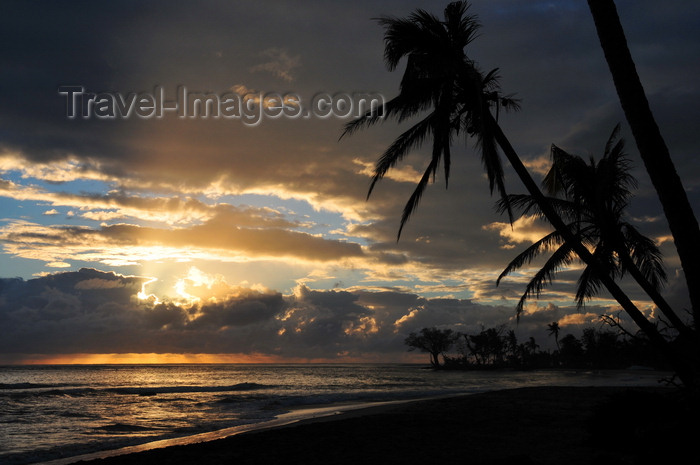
[5,353,295,365]
[3,352,424,365]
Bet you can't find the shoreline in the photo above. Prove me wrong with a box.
[57,384,692,465]
[6,366,674,465]
[35,396,437,465]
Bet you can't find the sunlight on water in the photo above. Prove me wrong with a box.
[0,364,669,465]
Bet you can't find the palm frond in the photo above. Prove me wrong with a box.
[376,15,437,71]
[514,240,577,319]
[542,144,566,195]
[441,129,452,187]
[497,229,566,285]
[495,194,536,216]
[545,144,589,198]
[575,263,604,308]
[367,114,434,199]
[444,1,480,47]
[603,123,622,158]
[496,194,582,225]
[340,93,424,139]
[397,157,438,240]
[474,108,512,221]
[598,128,637,209]
[499,94,521,112]
[621,222,667,289]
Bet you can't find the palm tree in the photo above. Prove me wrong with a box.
[342,1,519,238]
[497,126,692,337]
[587,0,700,325]
[341,1,695,386]
[547,322,561,352]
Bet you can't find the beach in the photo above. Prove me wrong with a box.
[6,364,673,464]
[70,385,692,465]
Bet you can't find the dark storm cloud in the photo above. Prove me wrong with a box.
[0,0,387,164]
[0,268,628,360]
[2,0,696,238]
[0,270,377,357]
[2,0,697,181]
[192,293,286,328]
[0,1,156,161]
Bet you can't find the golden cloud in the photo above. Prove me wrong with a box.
[0,212,364,268]
[249,47,301,82]
[482,215,554,248]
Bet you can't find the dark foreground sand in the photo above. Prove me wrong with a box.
[76,386,694,465]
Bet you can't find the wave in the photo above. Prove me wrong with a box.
[0,382,273,399]
[251,387,470,410]
[1,388,97,399]
[105,382,272,396]
[95,423,161,433]
[0,382,75,390]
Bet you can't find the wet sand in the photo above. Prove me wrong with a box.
[73,386,691,465]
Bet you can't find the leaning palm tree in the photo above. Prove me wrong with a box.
[341,1,695,386]
[342,1,520,237]
[587,0,700,324]
[497,126,690,337]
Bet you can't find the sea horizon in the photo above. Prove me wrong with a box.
[1,363,671,465]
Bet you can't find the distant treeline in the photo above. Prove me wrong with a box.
[405,325,670,370]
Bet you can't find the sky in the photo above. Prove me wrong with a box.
[1,0,698,364]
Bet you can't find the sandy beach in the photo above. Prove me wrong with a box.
[69,385,692,465]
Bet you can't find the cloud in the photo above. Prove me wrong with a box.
[0,211,365,266]
[0,172,219,225]
[483,215,554,249]
[0,269,385,358]
[0,153,115,184]
[249,48,301,82]
[353,158,422,185]
[46,261,71,268]
[0,267,628,361]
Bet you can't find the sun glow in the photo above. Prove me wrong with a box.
[6,353,298,364]
[137,277,160,303]
[174,266,219,304]
[3,352,409,365]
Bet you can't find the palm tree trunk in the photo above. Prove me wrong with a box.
[489,114,696,387]
[615,248,694,337]
[587,0,700,324]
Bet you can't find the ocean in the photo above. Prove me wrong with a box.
[0,364,669,465]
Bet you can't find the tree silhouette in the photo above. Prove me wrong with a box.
[587,0,700,326]
[342,1,694,387]
[559,334,585,367]
[405,327,458,368]
[341,1,519,238]
[497,126,690,336]
[547,322,561,352]
[461,325,509,366]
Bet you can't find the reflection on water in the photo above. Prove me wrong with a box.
[0,364,670,465]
